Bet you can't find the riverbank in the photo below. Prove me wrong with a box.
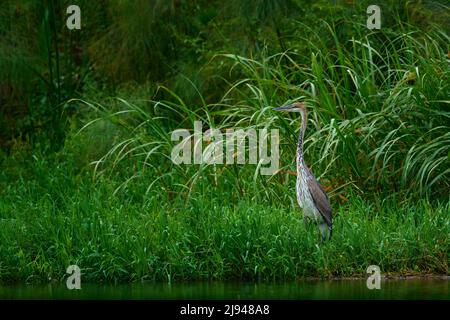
[0,1,448,285]
[0,156,447,283]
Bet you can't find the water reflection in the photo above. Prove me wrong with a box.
[0,279,448,299]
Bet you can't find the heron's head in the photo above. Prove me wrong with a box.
[273,102,306,113]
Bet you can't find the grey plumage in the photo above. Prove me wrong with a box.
[307,174,333,236]
[274,102,333,240]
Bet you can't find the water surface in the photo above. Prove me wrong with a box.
[0,279,448,299]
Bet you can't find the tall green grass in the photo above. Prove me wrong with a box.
[0,155,448,282]
[1,4,449,283]
[71,20,449,202]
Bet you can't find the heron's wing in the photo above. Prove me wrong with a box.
[307,177,332,227]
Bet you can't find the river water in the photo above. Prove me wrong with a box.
[0,279,448,299]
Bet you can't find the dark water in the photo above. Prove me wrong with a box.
[0,279,448,300]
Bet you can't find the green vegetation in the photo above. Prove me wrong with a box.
[0,156,448,282]
[0,1,449,283]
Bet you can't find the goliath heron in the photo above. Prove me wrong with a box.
[274,102,332,240]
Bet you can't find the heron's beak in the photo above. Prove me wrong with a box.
[273,104,295,111]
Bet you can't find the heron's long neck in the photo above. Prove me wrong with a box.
[297,109,307,168]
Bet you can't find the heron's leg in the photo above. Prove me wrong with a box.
[316,220,322,242]
[303,216,308,226]
[303,216,313,233]
[303,216,314,238]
